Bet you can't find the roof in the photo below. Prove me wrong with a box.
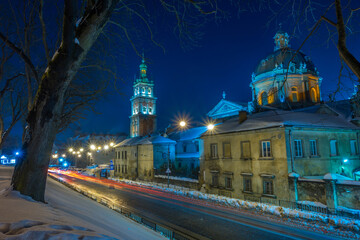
[168,126,208,141]
[254,48,318,77]
[114,135,175,147]
[203,109,359,136]
[207,99,248,119]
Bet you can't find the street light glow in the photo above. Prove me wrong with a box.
[78,154,81,158]
[15,152,19,156]
[90,145,96,150]
[207,124,215,130]
[87,152,92,156]
[104,145,109,150]
[80,148,84,152]
[62,154,66,157]
[110,142,114,147]
[98,146,101,150]
[69,148,73,152]
[180,121,186,127]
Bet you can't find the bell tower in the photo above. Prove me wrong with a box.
[130,55,157,137]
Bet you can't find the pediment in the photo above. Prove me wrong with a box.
[207,99,247,119]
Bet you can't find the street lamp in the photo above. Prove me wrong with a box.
[80,148,84,152]
[62,154,66,157]
[104,145,109,150]
[90,144,96,150]
[207,124,215,131]
[68,148,73,152]
[180,121,186,127]
[110,142,114,147]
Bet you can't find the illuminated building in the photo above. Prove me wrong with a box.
[130,55,157,137]
[250,30,322,109]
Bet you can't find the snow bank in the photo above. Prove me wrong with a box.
[0,167,164,240]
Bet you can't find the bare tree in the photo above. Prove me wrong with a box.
[0,0,222,202]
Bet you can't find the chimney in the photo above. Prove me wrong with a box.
[239,111,247,124]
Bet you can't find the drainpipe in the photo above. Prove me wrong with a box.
[288,128,294,172]
[136,145,139,179]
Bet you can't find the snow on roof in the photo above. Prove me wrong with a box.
[115,135,175,147]
[138,135,176,145]
[324,173,353,180]
[203,109,359,136]
[169,126,208,141]
[288,172,300,178]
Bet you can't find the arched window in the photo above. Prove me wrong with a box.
[310,88,317,102]
[259,91,268,105]
[268,88,277,104]
[291,87,298,102]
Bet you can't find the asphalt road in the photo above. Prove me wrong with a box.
[49,171,339,240]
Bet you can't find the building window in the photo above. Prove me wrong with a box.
[350,140,358,155]
[183,143,187,152]
[330,140,338,156]
[310,88,317,102]
[241,141,251,159]
[195,141,199,152]
[268,88,276,104]
[212,175,218,187]
[263,179,274,195]
[294,140,303,157]
[260,91,268,105]
[210,143,218,158]
[243,177,252,192]
[225,177,232,189]
[124,151,127,160]
[291,87,298,102]
[223,142,231,158]
[261,141,271,157]
[310,140,318,156]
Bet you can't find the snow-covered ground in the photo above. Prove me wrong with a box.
[0,166,165,240]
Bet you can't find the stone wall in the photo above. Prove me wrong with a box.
[297,180,326,204]
[337,183,360,209]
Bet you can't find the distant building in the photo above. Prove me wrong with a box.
[57,133,126,168]
[130,56,157,137]
[115,57,175,181]
[113,136,175,180]
[168,126,208,179]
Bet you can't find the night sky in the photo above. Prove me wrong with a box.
[62,10,358,141]
[6,3,359,143]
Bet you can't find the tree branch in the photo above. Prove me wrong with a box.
[0,32,39,83]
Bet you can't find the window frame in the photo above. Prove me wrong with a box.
[210,143,218,159]
[225,177,232,189]
[330,139,338,156]
[263,178,274,195]
[223,142,232,158]
[243,177,252,192]
[212,174,219,187]
[294,139,303,157]
[309,139,318,157]
[241,141,251,160]
[261,140,271,158]
[350,140,358,155]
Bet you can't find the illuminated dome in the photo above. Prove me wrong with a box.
[249,30,322,109]
[254,48,318,78]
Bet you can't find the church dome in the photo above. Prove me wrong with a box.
[254,48,318,77]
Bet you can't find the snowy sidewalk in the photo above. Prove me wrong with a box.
[0,166,165,240]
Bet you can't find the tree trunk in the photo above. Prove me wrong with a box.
[11,0,119,202]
